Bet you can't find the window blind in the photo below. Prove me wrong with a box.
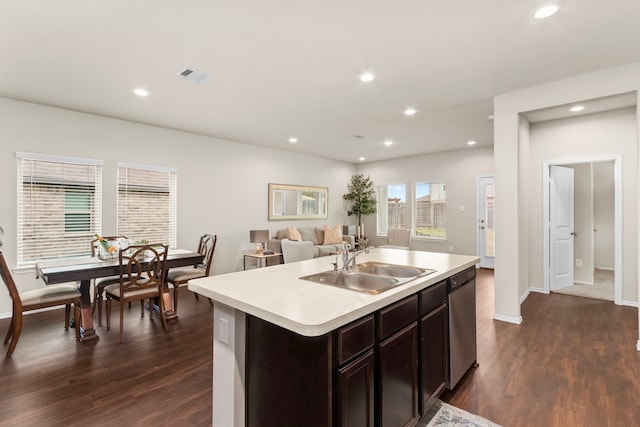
[16,153,103,266]
[117,164,176,248]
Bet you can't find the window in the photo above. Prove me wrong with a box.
[376,183,406,235]
[65,190,92,232]
[17,152,103,266]
[414,181,446,239]
[117,163,176,248]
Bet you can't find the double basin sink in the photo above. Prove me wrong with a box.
[299,262,436,295]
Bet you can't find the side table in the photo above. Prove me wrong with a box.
[243,252,283,270]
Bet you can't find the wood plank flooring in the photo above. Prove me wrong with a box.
[1,270,639,426]
[0,293,213,426]
[441,268,640,426]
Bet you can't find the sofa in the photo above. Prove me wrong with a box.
[267,226,356,258]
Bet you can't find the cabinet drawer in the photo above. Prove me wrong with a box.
[336,315,375,365]
[419,280,447,316]
[376,294,418,341]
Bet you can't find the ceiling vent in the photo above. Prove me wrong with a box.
[349,134,365,140]
[176,68,211,84]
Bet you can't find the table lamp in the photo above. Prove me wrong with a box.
[250,230,269,254]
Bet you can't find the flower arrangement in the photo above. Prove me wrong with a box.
[95,233,117,259]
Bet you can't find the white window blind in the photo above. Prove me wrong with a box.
[16,152,103,266]
[117,163,176,248]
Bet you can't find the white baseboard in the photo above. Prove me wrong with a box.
[620,299,639,308]
[521,287,546,304]
[493,313,523,325]
[637,340,640,352]
[520,289,531,304]
[594,266,615,271]
[573,280,594,286]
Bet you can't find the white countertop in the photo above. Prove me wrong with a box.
[189,248,479,336]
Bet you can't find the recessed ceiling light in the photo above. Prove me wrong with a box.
[288,137,298,143]
[467,140,477,146]
[569,105,585,112]
[359,72,374,82]
[359,157,366,161]
[133,88,149,97]
[534,4,559,19]
[403,107,417,116]
[384,140,394,146]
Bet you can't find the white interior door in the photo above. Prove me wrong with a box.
[477,176,495,268]
[550,165,575,290]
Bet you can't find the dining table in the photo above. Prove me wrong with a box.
[37,249,204,343]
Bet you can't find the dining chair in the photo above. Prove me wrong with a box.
[1,251,81,357]
[281,238,314,263]
[379,228,412,250]
[166,234,217,313]
[90,235,128,326]
[104,244,169,343]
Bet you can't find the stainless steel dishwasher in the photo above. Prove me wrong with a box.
[447,266,477,389]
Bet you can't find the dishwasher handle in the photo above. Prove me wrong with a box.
[448,267,477,292]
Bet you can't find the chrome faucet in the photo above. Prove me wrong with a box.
[343,240,369,271]
[332,241,351,271]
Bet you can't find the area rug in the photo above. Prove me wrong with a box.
[419,400,501,427]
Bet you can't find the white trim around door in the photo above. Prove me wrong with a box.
[542,155,622,305]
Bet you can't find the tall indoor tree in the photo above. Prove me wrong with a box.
[343,174,376,234]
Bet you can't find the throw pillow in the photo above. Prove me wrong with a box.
[299,227,319,244]
[323,224,342,245]
[286,226,302,241]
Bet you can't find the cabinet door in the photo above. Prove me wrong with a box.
[337,349,375,427]
[420,302,448,414]
[377,322,419,427]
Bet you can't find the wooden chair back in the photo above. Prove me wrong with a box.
[118,244,169,291]
[196,234,217,276]
[0,251,22,311]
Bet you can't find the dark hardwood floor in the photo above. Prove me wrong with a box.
[0,292,213,426]
[441,268,640,426]
[1,270,639,426]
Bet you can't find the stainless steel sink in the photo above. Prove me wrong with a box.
[299,262,436,295]
[355,262,432,278]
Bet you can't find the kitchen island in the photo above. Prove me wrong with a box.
[189,248,479,427]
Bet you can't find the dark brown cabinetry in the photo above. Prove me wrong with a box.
[418,281,449,412]
[337,349,375,427]
[376,295,419,427]
[246,280,454,427]
[378,322,419,427]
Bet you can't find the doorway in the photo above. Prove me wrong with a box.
[476,176,495,269]
[543,156,621,304]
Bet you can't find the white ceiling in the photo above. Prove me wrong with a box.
[2,1,640,163]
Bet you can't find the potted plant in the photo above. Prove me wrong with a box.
[343,174,376,237]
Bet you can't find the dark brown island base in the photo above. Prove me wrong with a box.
[189,248,479,427]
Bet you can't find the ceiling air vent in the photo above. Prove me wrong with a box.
[176,68,212,84]
[349,135,365,140]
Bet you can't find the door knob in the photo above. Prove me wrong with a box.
[480,226,485,230]
[570,232,577,236]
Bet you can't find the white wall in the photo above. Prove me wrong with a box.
[594,161,615,269]
[494,61,640,333]
[569,163,595,285]
[528,108,637,301]
[0,97,356,316]
[355,146,494,257]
